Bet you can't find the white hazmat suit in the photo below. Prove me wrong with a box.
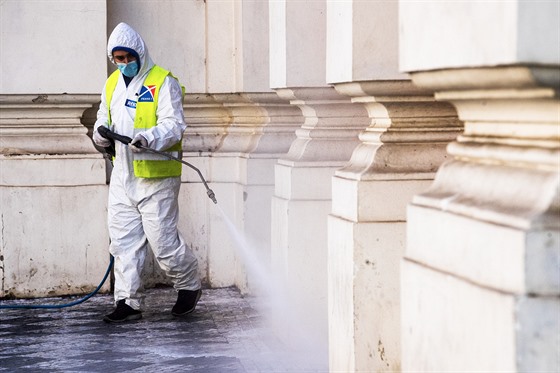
[93,23,200,311]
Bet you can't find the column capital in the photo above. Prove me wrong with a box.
[275,86,369,165]
[407,65,560,231]
[332,80,462,181]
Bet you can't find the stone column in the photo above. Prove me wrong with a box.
[269,1,373,364]
[329,82,462,372]
[400,1,560,371]
[271,87,369,357]
[0,95,108,298]
[325,2,464,371]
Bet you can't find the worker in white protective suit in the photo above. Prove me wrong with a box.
[92,22,201,323]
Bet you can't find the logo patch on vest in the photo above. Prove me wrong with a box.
[125,99,137,109]
[138,85,156,102]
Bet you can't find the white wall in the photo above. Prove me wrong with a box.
[0,0,107,94]
[327,0,406,83]
[399,1,560,72]
[241,0,271,92]
[108,0,271,94]
[107,0,206,93]
[269,0,327,88]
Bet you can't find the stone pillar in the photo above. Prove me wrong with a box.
[269,1,373,365]
[325,1,464,371]
[329,82,462,372]
[400,1,560,371]
[0,95,109,298]
[271,87,369,357]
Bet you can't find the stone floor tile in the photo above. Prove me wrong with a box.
[0,287,328,372]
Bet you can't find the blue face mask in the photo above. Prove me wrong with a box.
[116,60,139,78]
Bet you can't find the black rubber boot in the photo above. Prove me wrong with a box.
[172,289,202,316]
[103,299,142,323]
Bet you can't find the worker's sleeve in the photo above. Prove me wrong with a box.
[141,76,186,151]
[93,80,110,132]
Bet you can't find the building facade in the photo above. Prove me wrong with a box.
[1,0,558,371]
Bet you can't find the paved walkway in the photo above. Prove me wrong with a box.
[0,287,328,372]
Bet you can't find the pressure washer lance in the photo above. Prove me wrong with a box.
[98,126,217,204]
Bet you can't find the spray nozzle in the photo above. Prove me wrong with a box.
[207,189,218,204]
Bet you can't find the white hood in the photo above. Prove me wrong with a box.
[107,22,154,77]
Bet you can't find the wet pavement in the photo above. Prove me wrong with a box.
[0,287,328,372]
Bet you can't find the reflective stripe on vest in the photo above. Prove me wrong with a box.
[105,66,183,178]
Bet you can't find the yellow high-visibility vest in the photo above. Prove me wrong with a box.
[105,65,184,178]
